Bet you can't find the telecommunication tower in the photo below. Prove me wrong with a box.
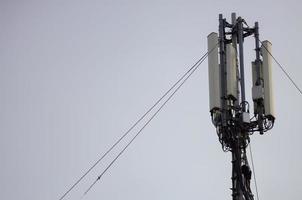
[208,13,275,200]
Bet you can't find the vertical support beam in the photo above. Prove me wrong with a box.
[254,22,261,85]
[254,22,264,134]
[231,13,240,107]
[238,17,246,109]
[238,18,253,200]
[230,12,239,200]
[215,13,257,200]
[231,13,237,50]
[219,14,227,126]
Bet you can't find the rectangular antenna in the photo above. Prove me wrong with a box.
[251,61,264,114]
[261,41,275,119]
[226,43,238,99]
[207,32,220,111]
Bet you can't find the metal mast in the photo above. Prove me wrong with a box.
[208,13,275,200]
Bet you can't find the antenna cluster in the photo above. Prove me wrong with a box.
[208,13,275,200]
[208,14,275,151]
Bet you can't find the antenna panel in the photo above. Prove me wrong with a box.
[226,44,237,99]
[261,41,275,119]
[207,32,220,111]
[251,61,264,101]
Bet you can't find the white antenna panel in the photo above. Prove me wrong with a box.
[226,44,237,99]
[261,41,275,119]
[207,32,220,111]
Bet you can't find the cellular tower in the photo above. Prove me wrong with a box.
[208,13,275,200]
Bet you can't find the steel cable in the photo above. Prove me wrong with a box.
[259,39,302,96]
[58,46,215,200]
[82,47,215,197]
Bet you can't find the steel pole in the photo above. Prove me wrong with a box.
[254,22,264,134]
[219,14,227,126]
[231,13,240,106]
[254,22,261,84]
[238,18,246,108]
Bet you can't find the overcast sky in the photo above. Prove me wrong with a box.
[1,1,302,200]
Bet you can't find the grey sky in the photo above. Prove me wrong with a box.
[1,0,302,200]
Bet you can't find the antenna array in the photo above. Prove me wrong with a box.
[208,13,275,200]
